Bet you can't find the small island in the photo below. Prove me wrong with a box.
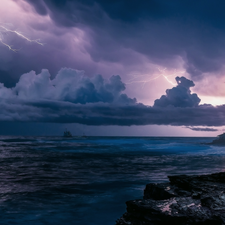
[116,172,225,225]
[211,133,225,145]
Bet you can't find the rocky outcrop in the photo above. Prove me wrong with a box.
[116,172,225,225]
[210,133,225,145]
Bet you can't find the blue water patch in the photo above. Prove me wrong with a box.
[0,136,224,225]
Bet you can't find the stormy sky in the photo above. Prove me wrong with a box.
[0,0,225,136]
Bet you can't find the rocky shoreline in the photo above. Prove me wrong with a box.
[116,172,225,225]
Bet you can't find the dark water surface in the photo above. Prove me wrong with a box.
[0,136,224,225]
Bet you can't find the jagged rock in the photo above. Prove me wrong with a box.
[116,172,225,225]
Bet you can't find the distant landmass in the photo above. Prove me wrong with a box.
[211,133,225,145]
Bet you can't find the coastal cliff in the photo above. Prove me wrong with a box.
[116,172,225,225]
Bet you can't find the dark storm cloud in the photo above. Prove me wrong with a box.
[3,0,225,88]
[24,0,225,79]
[26,0,48,15]
[1,98,225,127]
[0,70,224,127]
[26,0,225,26]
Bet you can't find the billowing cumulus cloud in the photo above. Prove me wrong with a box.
[154,76,201,107]
[0,69,224,129]
[2,68,136,104]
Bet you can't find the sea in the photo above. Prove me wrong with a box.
[0,136,224,225]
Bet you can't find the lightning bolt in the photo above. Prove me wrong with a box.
[157,67,178,86]
[126,67,184,87]
[126,74,162,87]
[0,37,18,52]
[0,24,44,52]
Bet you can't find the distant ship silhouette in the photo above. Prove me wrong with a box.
[63,129,72,137]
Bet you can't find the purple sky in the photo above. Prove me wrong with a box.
[0,0,225,136]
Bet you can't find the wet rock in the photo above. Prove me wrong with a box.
[116,172,225,225]
[144,182,191,200]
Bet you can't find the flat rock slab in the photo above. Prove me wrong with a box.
[116,172,225,225]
